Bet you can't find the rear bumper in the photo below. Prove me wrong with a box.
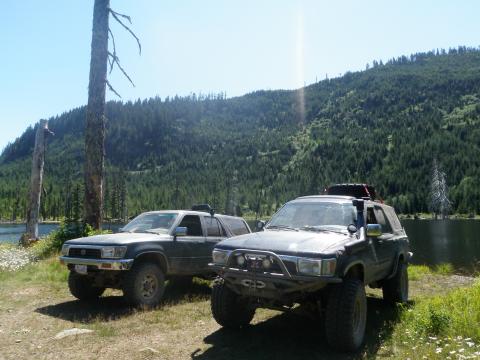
[59,256,134,271]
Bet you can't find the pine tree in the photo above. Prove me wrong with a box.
[429,159,452,219]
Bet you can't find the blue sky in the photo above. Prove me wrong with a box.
[1,0,479,151]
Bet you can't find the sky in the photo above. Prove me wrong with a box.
[1,0,479,151]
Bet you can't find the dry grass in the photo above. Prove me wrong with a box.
[0,260,476,360]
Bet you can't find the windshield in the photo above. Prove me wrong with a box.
[121,213,178,234]
[267,202,356,232]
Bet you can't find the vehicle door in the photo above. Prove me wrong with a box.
[199,216,228,271]
[170,214,206,274]
[372,205,396,279]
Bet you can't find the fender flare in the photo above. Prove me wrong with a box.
[342,260,366,282]
[134,251,169,274]
[386,252,408,280]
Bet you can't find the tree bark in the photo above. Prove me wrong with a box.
[84,0,110,230]
[22,120,49,246]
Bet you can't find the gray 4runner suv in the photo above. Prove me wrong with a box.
[209,194,411,352]
[60,206,250,307]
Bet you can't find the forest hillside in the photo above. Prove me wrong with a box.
[1,47,480,220]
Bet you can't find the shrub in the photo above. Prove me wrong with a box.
[32,221,111,258]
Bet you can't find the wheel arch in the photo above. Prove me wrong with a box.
[343,261,365,283]
[134,251,169,274]
[386,252,407,280]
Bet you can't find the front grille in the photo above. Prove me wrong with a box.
[283,260,298,275]
[68,248,101,259]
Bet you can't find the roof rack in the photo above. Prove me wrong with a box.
[326,183,381,201]
[191,204,215,216]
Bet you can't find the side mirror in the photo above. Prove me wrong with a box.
[366,224,382,237]
[174,227,187,238]
[255,220,266,231]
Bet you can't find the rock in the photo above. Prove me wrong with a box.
[139,347,160,355]
[54,328,94,340]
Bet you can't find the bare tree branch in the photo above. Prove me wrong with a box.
[109,9,142,55]
[106,79,121,98]
[109,9,132,23]
[108,28,116,74]
[108,51,135,87]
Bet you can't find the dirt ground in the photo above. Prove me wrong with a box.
[0,269,475,360]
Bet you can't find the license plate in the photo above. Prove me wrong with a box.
[74,264,88,275]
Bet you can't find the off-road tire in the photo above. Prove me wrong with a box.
[325,279,367,352]
[123,262,165,308]
[68,271,105,301]
[211,277,255,328]
[382,261,409,304]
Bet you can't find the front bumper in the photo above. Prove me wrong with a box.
[209,249,342,300]
[59,256,134,271]
[211,264,341,300]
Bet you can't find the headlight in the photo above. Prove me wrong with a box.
[298,258,322,276]
[298,258,337,276]
[212,249,230,265]
[101,246,127,259]
[61,244,70,256]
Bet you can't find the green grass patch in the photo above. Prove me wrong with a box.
[434,263,455,275]
[2,256,68,285]
[385,279,480,358]
[409,264,432,280]
[408,263,455,281]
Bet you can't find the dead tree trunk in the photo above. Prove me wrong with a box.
[84,0,110,230]
[21,120,49,246]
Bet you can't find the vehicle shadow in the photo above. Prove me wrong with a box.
[192,296,404,360]
[35,295,133,323]
[35,280,211,323]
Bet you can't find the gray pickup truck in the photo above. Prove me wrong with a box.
[209,193,411,352]
[59,206,251,307]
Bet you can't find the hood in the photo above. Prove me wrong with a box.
[65,232,171,245]
[216,229,353,256]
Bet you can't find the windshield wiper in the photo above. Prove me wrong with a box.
[144,229,164,235]
[300,226,347,235]
[266,225,297,231]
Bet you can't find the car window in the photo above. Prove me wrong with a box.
[222,217,250,236]
[178,215,203,236]
[384,207,402,232]
[121,212,177,234]
[204,217,223,237]
[268,202,357,229]
[374,207,393,234]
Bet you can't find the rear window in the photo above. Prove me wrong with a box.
[204,217,223,237]
[373,207,393,234]
[222,217,250,236]
[384,206,403,232]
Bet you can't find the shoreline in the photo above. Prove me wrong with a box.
[398,214,480,220]
[0,221,60,225]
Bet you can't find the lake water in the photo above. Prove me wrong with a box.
[0,223,123,244]
[402,219,480,270]
[1,220,479,270]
